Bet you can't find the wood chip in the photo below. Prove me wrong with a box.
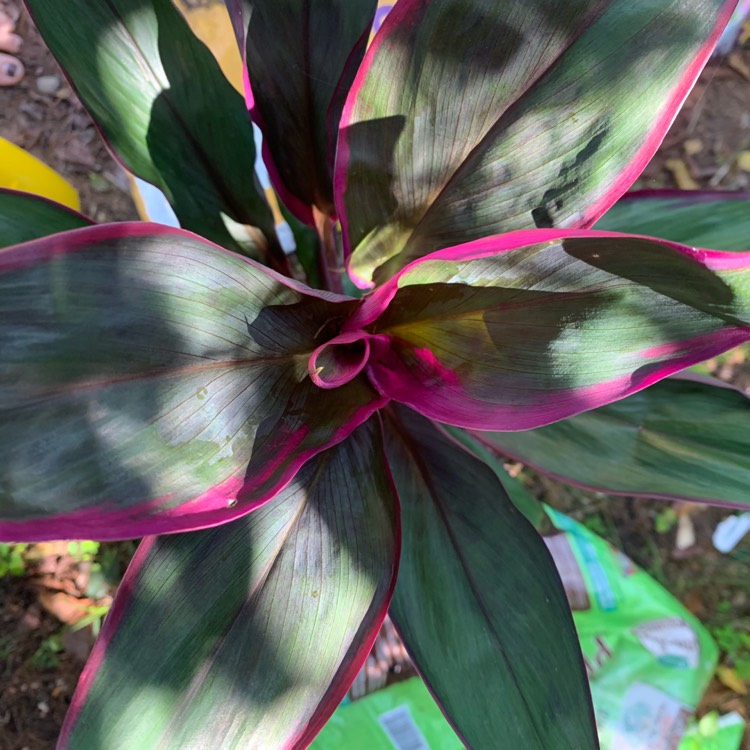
[716,665,749,695]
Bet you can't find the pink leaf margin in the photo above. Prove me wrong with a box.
[572,0,739,229]
[471,372,750,510]
[58,416,402,750]
[333,0,739,288]
[343,228,750,431]
[0,222,386,542]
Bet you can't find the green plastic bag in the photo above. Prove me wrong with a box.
[544,507,721,749]
[312,678,460,749]
[678,712,746,750]
[312,508,744,750]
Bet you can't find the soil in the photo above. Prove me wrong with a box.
[0,0,138,224]
[0,2,749,748]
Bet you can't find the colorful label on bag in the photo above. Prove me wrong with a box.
[612,683,692,750]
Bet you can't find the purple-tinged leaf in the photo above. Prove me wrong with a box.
[384,406,597,750]
[309,330,372,389]
[595,190,750,250]
[474,374,750,509]
[0,188,93,248]
[0,223,385,542]
[25,0,284,268]
[336,0,737,286]
[243,0,377,223]
[59,419,399,750]
[348,229,750,430]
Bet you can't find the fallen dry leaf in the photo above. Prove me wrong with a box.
[716,665,749,695]
[665,158,700,190]
[37,590,95,625]
[728,51,750,81]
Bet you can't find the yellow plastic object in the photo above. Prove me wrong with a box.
[0,137,80,210]
[173,0,243,94]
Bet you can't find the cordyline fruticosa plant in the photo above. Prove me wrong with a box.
[3,0,750,747]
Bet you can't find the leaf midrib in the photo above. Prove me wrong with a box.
[389,412,548,748]
[156,478,317,748]
[377,0,612,263]
[19,353,310,399]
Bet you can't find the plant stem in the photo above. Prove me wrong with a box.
[314,207,344,294]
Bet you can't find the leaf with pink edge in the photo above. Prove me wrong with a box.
[0,223,384,542]
[352,229,750,430]
[59,419,399,750]
[25,0,283,267]
[595,190,750,250]
[243,0,377,222]
[336,0,737,286]
[0,189,93,247]
[384,406,596,750]
[473,374,750,509]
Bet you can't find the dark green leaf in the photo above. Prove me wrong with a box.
[475,374,750,508]
[443,425,547,530]
[0,189,92,247]
[25,0,283,265]
[594,190,750,250]
[385,406,597,750]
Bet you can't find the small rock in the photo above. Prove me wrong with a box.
[36,74,61,95]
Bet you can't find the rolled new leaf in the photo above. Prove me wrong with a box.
[336,0,737,286]
[59,419,399,750]
[0,188,92,247]
[25,0,283,266]
[595,190,750,250]
[0,223,385,542]
[350,229,750,430]
[474,374,750,509]
[241,0,377,222]
[384,406,596,750]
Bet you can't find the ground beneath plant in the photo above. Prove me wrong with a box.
[0,3,749,748]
